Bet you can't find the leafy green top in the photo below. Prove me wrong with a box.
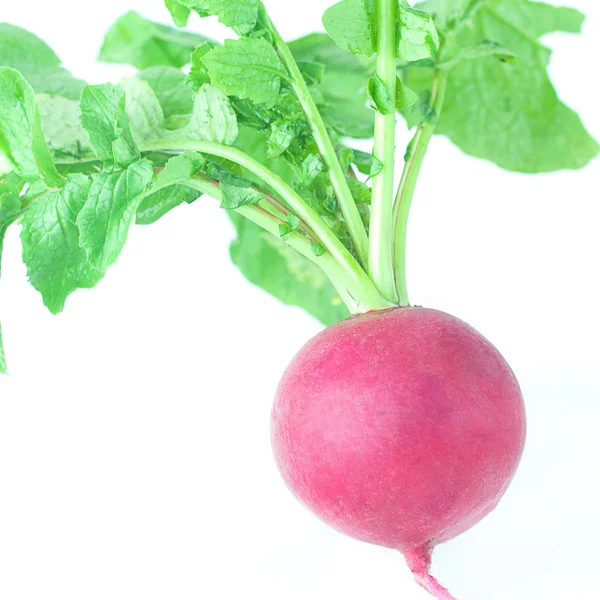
[0,0,597,373]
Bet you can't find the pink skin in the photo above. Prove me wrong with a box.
[271,307,526,598]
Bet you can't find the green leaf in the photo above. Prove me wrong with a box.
[323,0,376,57]
[0,181,25,275]
[185,84,239,144]
[166,0,260,35]
[136,151,205,225]
[288,34,374,138]
[119,78,167,144]
[346,177,372,204]
[417,0,473,31]
[38,94,92,162]
[267,120,298,158]
[302,154,325,183]
[99,11,208,69]
[165,0,193,27]
[311,241,325,257]
[440,40,517,69]
[187,43,216,92]
[229,212,349,326]
[136,185,200,224]
[297,61,325,85]
[121,78,238,145]
[0,68,63,193]
[0,324,7,375]
[368,75,394,115]
[77,160,154,271]
[21,174,103,314]
[206,0,260,35]
[0,24,86,100]
[138,66,195,118]
[369,155,384,177]
[220,182,263,209]
[203,38,288,107]
[80,83,140,167]
[350,149,375,175]
[396,3,439,61]
[395,76,419,110]
[278,213,301,240]
[337,148,355,173]
[406,0,599,172]
[152,151,207,191]
[323,1,438,61]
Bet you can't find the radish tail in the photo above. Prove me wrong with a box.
[403,544,458,600]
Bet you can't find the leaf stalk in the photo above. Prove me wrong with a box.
[265,16,370,269]
[393,70,448,305]
[368,0,399,303]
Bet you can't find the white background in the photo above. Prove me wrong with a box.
[1,1,599,599]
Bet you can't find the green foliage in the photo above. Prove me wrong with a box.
[0,24,86,100]
[287,34,374,138]
[0,181,25,273]
[229,212,349,326]
[405,0,599,172]
[38,95,92,162]
[138,66,195,118]
[0,324,6,374]
[120,77,239,145]
[395,77,419,110]
[220,183,264,209]
[166,0,261,35]
[322,0,439,61]
[0,0,598,372]
[136,151,205,223]
[99,11,208,69]
[0,68,63,193]
[396,4,439,61]
[21,175,103,314]
[368,75,394,115]
[323,0,377,57]
[136,185,200,224]
[203,38,288,107]
[77,161,154,271]
[0,181,19,370]
[80,84,140,167]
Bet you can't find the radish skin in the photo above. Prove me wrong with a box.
[271,307,526,597]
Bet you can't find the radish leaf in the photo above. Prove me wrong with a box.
[99,11,208,69]
[229,212,349,325]
[0,24,86,100]
[21,175,102,314]
[138,67,195,119]
[76,161,154,271]
[405,0,600,172]
[323,0,376,57]
[203,38,288,107]
[80,84,140,167]
[0,68,63,194]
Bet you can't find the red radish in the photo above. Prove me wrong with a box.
[271,307,526,599]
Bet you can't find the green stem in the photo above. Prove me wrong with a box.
[182,178,370,314]
[266,17,370,269]
[368,0,399,303]
[141,139,389,312]
[393,71,448,305]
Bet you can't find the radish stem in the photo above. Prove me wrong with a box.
[393,70,448,305]
[180,177,381,313]
[265,15,370,269]
[369,0,399,303]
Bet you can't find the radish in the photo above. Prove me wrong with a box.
[272,307,526,598]
[1,0,595,597]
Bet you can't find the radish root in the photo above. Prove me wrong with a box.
[403,544,458,600]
